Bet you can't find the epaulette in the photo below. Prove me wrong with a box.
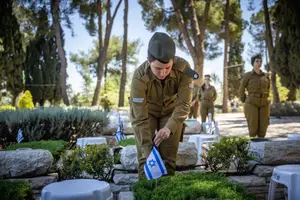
[173,57,199,80]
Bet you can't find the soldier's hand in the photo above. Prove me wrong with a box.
[191,100,196,106]
[154,127,171,146]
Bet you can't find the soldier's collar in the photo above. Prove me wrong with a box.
[251,69,265,76]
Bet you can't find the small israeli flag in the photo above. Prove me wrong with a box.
[17,129,24,143]
[144,146,167,180]
[202,121,218,135]
[115,113,126,143]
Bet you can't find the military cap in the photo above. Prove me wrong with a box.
[148,32,176,63]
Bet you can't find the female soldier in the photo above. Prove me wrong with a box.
[199,74,217,122]
[238,54,270,138]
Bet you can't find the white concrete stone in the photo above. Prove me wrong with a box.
[249,140,300,164]
[0,149,53,178]
[229,175,266,186]
[120,146,138,170]
[113,174,138,185]
[176,142,198,167]
[118,191,135,200]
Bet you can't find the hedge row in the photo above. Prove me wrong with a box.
[0,108,108,146]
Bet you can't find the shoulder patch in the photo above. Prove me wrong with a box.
[132,98,144,103]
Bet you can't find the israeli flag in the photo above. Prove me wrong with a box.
[17,129,24,143]
[115,113,126,143]
[144,146,167,180]
[202,121,218,135]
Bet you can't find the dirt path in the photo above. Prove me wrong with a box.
[213,113,300,139]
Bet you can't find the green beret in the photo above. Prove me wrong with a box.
[148,32,176,63]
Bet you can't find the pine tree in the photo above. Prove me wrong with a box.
[0,0,25,105]
[273,0,300,102]
[228,37,244,100]
[24,8,59,106]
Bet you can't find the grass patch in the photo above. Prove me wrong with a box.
[118,137,136,147]
[6,140,67,160]
[0,180,31,200]
[133,173,255,200]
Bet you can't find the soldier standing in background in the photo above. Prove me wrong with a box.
[199,74,217,122]
[129,32,199,179]
[238,54,270,138]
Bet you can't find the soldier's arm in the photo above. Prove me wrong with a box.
[238,75,248,103]
[212,86,217,102]
[164,74,192,134]
[130,76,152,146]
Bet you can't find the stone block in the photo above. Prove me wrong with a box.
[249,140,300,164]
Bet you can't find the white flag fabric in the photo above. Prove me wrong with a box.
[17,129,24,143]
[144,146,167,180]
[115,113,126,143]
[202,121,219,135]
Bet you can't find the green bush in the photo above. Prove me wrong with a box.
[5,140,67,161]
[60,144,114,182]
[270,102,300,116]
[0,180,32,200]
[118,138,136,147]
[133,173,255,200]
[60,147,85,180]
[204,137,252,173]
[0,108,108,147]
[84,145,114,180]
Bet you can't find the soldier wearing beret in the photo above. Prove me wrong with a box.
[238,54,270,138]
[129,32,199,178]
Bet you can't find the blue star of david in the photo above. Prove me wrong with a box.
[148,159,156,168]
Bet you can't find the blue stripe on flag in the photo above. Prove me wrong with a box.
[152,147,166,175]
[144,162,153,180]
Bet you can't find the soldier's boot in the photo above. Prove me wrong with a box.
[258,104,270,138]
[244,102,259,137]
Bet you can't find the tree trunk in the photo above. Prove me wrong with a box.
[171,0,210,85]
[222,0,230,113]
[263,0,280,103]
[12,94,17,107]
[118,0,128,107]
[51,0,69,105]
[91,0,122,106]
[287,86,296,102]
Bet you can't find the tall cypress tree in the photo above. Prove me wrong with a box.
[273,0,300,102]
[25,8,59,106]
[0,0,25,105]
[227,0,245,101]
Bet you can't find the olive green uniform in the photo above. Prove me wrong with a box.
[238,70,270,138]
[189,85,200,119]
[130,56,194,178]
[199,85,217,122]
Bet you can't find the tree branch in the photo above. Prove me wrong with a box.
[188,0,201,50]
[170,0,196,59]
[97,0,103,50]
[112,0,123,22]
[199,0,211,42]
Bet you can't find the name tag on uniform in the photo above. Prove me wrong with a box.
[189,84,194,88]
[132,98,144,103]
